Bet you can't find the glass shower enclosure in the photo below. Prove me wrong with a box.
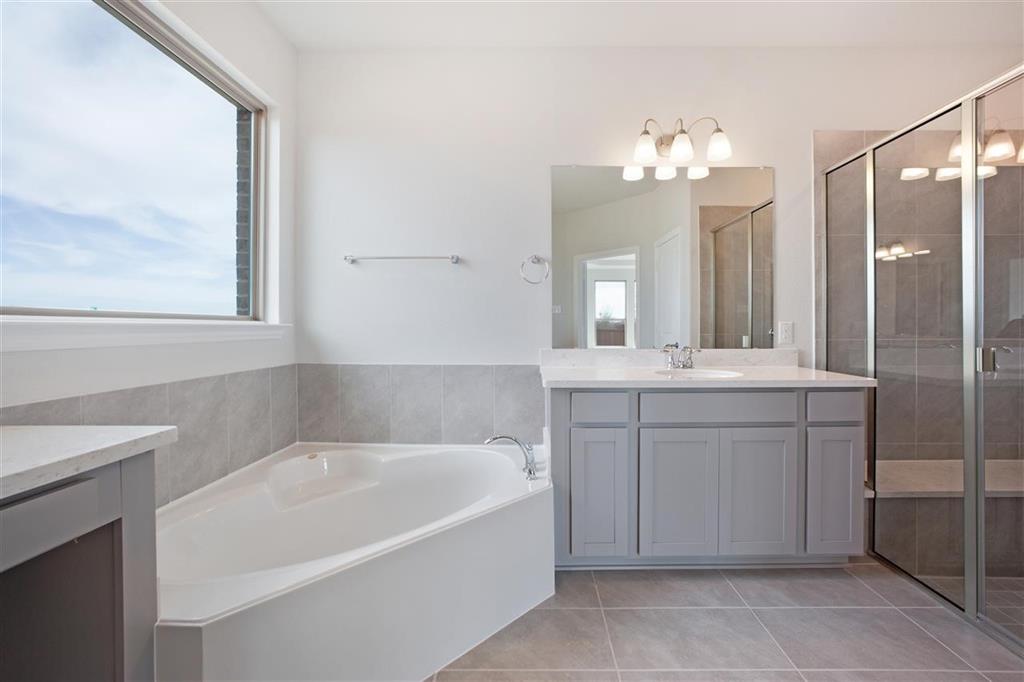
[710,201,774,349]
[824,66,1024,651]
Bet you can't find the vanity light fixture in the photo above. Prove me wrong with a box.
[983,129,1016,162]
[687,166,710,180]
[875,246,890,260]
[622,165,645,181]
[935,167,961,182]
[948,133,963,162]
[654,165,677,181]
[630,117,732,165]
[1018,144,1024,163]
[897,253,913,258]
[882,255,899,261]
[914,249,931,255]
[888,242,906,256]
[978,165,998,179]
[900,167,929,181]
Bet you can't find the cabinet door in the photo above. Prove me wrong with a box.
[807,426,865,555]
[719,427,798,555]
[639,428,719,556]
[570,428,628,557]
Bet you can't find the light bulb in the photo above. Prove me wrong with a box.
[888,242,906,255]
[900,168,929,181]
[654,165,677,181]
[948,133,962,163]
[706,128,732,162]
[669,132,694,163]
[622,165,644,181]
[978,165,998,179]
[633,130,658,164]
[687,166,710,180]
[935,167,961,182]
[875,247,890,260]
[983,130,1015,162]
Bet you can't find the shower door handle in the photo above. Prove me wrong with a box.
[978,346,1014,372]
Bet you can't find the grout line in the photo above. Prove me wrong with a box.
[719,570,808,682]
[592,571,622,682]
[850,570,988,679]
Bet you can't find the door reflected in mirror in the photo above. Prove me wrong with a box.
[551,166,774,349]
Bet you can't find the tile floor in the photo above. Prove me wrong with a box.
[430,561,1024,682]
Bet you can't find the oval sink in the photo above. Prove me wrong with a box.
[655,369,743,379]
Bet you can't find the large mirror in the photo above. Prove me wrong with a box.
[551,166,774,349]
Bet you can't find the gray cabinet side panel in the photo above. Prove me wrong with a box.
[120,452,157,682]
[639,428,719,556]
[550,390,572,562]
[570,427,628,557]
[719,427,798,556]
[806,426,865,555]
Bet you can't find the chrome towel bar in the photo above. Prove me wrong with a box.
[343,255,460,264]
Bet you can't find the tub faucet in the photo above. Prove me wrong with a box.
[485,435,538,481]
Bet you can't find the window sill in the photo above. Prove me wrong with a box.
[0,316,291,353]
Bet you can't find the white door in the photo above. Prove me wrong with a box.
[654,231,681,347]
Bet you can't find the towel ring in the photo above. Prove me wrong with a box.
[520,255,550,285]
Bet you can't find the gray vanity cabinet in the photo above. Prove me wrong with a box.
[718,427,798,556]
[806,426,865,555]
[569,427,629,557]
[639,428,719,556]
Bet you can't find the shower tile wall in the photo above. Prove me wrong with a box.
[700,204,749,348]
[750,205,774,349]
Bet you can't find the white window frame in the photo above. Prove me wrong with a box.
[0,0,271,329]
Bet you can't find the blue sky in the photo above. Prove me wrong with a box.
[1,0,240,314]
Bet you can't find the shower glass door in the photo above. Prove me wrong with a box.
[873,106,966,607]
[976,76,1024,641]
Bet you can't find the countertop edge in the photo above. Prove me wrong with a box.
[1,426,178,499]
[542,379,877,389]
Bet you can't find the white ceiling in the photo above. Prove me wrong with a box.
[256,1,1023,51]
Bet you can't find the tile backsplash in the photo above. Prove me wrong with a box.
[0,362,543,506]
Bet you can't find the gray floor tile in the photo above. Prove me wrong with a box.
[754,607,970,670]
[901,607,1024,671]
[619,672,801,681]
[844,565,941,607]
[446,609,614,670]
[538,572,599,609]
[439,672,618,681]
[595,570,744,608]
[604,608,793,670]
[800,673,985,681]
[727,568,888,607]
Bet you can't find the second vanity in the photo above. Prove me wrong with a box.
[542,351,877,567]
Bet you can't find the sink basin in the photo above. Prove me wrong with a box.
[655,369,743,379]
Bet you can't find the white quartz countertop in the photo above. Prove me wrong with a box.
[541,365,877,389]
[0,425,178,499]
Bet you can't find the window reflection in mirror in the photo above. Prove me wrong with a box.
[551,166,774,349]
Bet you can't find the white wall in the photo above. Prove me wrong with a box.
[0,0,298,406]
[295,46,1020,366]
[552,179,689,349]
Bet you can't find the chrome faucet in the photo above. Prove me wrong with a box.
[662,344,700,369]
[485,435,538,480]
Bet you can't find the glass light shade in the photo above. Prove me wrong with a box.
[983,130,1015,162]
[669,132,694,163]
[914,250,931,255]
[686,166,710,180]
[1018,144,1024,163]
[935,167,961,182]
[900,167,929,181]
[888,242,906,255]
[875,247,890,260]
[947,133,962,162]
[882,255,898,261]
[633,130,658,164]
[654,165,677,181]
[897,253,913,258]
[706,128,732,162]
[622,165,645,181]
[978,165,998,179]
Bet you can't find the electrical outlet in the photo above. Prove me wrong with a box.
[779,321,795,346]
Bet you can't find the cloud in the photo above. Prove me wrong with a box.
[1,1,245,314]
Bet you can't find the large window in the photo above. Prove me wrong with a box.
[0,0,261,318]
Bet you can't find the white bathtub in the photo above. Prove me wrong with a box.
[155,442,553,681]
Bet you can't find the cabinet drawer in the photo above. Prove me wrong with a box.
[571,392,629,423]
[640,392,796,424]
[807,391,865,423]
